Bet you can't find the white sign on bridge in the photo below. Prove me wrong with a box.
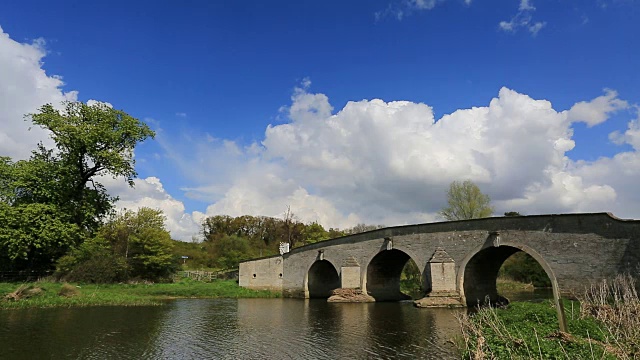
[279,242,290,255]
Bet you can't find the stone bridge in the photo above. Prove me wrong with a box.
[239,213,640,329]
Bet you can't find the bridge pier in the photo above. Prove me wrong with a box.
[414,248,464,308]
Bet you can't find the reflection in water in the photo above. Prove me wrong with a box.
[0,306,165,360]
[0,299,463,359]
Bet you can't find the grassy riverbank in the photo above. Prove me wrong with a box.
[496,278,535,292]
[458,275,640,359]
[0,279,280,310]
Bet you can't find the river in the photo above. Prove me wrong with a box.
[0,288,553,360]
[1,299,463,359]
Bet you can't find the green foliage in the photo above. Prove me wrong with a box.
[0,202,80,271]
[98,208,177,280]
[202,214,312,249]
[56,208,177,282]
[439,180,493,221]
[171,240,215,269]
[504,211,522,216]
[302,222,330,244]
[211,235,251,269]
[29,102,155,186]
[500,252,552,288]
[344,223,384,235]
[65,254,130,284]
[0,101,154,272]
[400,259,423,298]
[27,102,155,232]
[459,301,618,359]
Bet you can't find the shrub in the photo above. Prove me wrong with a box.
[57,283,80,297]
[499,251,551,288]
[64,255,130,283]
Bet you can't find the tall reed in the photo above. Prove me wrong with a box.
[579,274,640,359]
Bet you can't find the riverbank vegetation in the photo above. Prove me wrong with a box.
[457,275,640,359]
[0,280,280,310]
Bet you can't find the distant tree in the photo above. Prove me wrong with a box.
[439,180,494,221]
[302,222,330,244]
[345,223,384,235]
[504,211,522,217]
[211,235,251,269]
[98,208,175,279]
[500,252,551,288]
[327,228,346,239]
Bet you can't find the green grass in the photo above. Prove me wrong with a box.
[0,279,280,310]
[496,277,535,292]
[458,300,621,359]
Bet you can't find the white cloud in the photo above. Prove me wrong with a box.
[411,0,441,10]
[87,99,113,108]
[609,110,640,150]
[565,89,629,127]
[499,0,546,36]
[165,84,640,232]
[0,26,77,160]
[376,0,465,21]
[519,0,535,11]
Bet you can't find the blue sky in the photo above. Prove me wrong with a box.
[1,0,639,240]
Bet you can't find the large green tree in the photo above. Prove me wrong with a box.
[29,101,155,231]
[0,101,154,271]
[439,180,494,221]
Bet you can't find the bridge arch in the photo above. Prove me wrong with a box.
[304,259,340,299]
[458,241,567,330]
[365,249,423,301]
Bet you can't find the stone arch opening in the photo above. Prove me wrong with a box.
[460,242,567,331]
[499,251,552,291]
[462,245,554,307]
[307,260,340,299]
[366,249,421,301]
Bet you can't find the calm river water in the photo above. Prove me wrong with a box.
[0,299,464,359]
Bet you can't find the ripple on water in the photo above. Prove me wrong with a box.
[0,298,462,359]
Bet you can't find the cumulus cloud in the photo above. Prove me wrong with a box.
[0,26,77,160]
[499,0,547,36]
[168,83,640,232]
[565,89,629,127]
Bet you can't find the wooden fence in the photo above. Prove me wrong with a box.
[176,269,238,282]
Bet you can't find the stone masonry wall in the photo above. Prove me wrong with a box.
[238,255,283,291]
